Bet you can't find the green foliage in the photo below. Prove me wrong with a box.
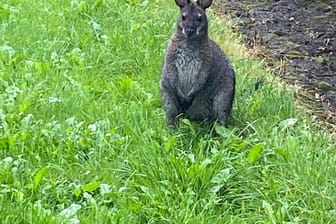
[0,0,335,223]
[30,166,49,192]
[247,143,263,164]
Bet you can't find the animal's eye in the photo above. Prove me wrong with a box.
[182,15,186,21]
[196,15,202,21]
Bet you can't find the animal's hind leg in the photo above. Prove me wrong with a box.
[212,90,234,127]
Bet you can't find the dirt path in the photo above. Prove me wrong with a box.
[213,0,336,128]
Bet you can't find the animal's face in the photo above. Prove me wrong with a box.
[175,0,212,39]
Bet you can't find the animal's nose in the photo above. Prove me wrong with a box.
[185,28,194,36]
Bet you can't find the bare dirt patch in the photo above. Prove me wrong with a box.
[213,0,336,128]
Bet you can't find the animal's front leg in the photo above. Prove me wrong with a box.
[161,76,183,128]
[176,89,193,111]
[186,70,208,99]
[167,71,192,112]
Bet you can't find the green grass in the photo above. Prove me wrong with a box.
[0,0,335,223]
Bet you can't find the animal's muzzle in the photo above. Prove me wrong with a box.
[185,28,194,36]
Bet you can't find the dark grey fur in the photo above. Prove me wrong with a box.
[160,0,235,127]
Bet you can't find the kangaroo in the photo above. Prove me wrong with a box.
[160,0,235,128]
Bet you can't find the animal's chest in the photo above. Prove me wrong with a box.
[175,49,201,96]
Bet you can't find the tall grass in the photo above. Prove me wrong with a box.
[0,0,335,223]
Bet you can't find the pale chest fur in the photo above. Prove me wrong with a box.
[175,47,201,97]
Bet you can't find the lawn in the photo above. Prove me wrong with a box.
[0,0,335,223]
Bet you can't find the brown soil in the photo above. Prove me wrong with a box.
[213,0,336,129]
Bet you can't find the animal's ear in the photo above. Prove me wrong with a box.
[197,0,212,9]
[175,0,190,8]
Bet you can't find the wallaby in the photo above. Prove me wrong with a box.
[160,0,235,127]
